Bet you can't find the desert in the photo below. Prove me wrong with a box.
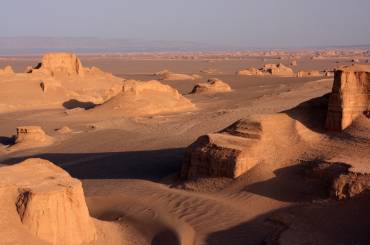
[0,48,370,245]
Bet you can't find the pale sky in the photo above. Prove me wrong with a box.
[1,0,369,47]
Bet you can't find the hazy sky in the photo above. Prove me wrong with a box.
[1,0,369,47]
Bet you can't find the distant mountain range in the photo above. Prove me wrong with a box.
[0,37,241,54]
[0,37,369,54]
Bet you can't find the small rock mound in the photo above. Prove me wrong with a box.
[190,78,231,94]
[153,70,171,76]
[290,60,297,66]
[159,73,194,80]
[236,67,263,75]
[311,55,325,60]
[0,66,14,75]
[0,158,96,245]
[351,58,359,62]
[200,68,222,73]
[91,80,195,116]
[191,74,202,78]
[56,126,72,133]
[6,126,54,151]
[295,70,320,77]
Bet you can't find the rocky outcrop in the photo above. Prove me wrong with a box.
[190,78,231,94]
[181,115,269,179]
[236,68,263,75]
[290,60,297,66]
[15,126,46,144]
[0,158,96,245]
[153,70,171,76]
[325,65,370,131]
[295,70,320,77]
[0,66,14,75]
[200,68,222,73]
[351,58,359,62]
[266,63,293,75]
[159,73,194,80]
[26,53,84,77]
[92,80,196,116]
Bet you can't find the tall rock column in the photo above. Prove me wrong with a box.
[325,65,370,131]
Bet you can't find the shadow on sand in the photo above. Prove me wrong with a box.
[62,99,97,109]
[0,148,186,182]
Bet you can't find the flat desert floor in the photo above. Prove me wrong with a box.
[1,53,370,245]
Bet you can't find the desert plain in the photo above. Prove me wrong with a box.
[1,50,370,245]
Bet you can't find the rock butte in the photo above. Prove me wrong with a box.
[15,126,46,143]
[290,60,297,66]
[0,65,14,75]
[325,64,370,131]
[190,78,231,94]
[91,80,195,115]
[295,70,320,77]
[236,67,263,75]
[265,63,293,75]
[181,114,271,179]
[0,158,96,245]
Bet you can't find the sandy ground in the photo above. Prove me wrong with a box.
[1,54,370,244]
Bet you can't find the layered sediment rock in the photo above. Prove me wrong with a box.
[295,70,320,77]
[236,67,263,75]
[0,158,96,245]
[15,126,46,143]
[26,53,84,77]
[181,115,269,179]
[266,63,293,75]
[325,65,370,131]
[191,78,231,93]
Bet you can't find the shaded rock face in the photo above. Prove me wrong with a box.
[295,70,320,77]
[181,115,268,179]
[27,53,84,77]
[0,65,14,75]
[190,78,231,94]
[0,158,96,245]
[15,126,46,143]
[325,65,370,131]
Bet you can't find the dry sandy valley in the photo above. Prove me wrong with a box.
[1,50,370,245]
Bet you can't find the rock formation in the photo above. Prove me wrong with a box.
[295,70,320,77]
[290,60,297,66]
[325,64,370,131]
[324,72,332,76]
[159,73,194,80]
[351,58,359,62]
[236,68,263,75]
[191,74,202,78]
[266,63,293,75]
[56,126,72,133]
[153,70,171,76]
[200,68,222,73]
[0,158,96,245]
[190,78,231,94]
[15,126,47,144]
[91,80,196,116]
[311,55,325,60]
[26,53,84,78]
[6,126,54,151]
[0,66,14,75]
[180,115,269,179]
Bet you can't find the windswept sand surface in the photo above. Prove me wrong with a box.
[1,52,370,244]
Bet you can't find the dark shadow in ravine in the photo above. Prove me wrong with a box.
[62,99,97,109]
[0,148,186,182]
